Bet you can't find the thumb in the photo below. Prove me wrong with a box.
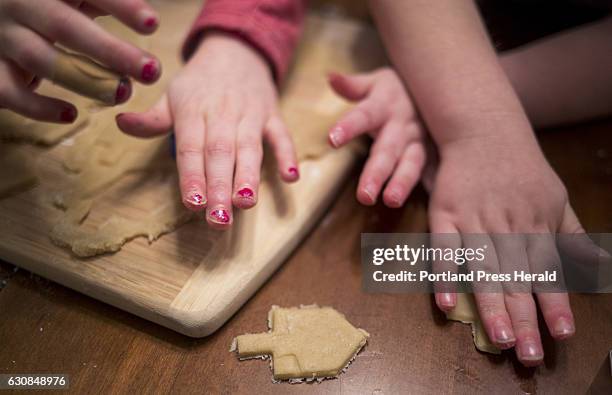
[116,94,172,138]
[328,71,373,102]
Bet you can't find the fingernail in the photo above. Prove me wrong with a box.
[362,185,376,204]
[141,59,159,83]
[186,192,206,207]
[60,106,77,123]
[518,340,543,362]
[208,207,231,224]
[553,317,575,339]
[288,167,299,179]
[237,187,254,199]
[437,293,455,309]
[493,322,516,347]
[144,16,158,29]
[115,78,132,104]
[329,126,343,148]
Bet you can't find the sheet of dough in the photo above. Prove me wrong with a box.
[0,145,38,198]
[446,293,501,355]
[233,305,369,382]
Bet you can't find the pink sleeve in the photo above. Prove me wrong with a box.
[182,0,307,83]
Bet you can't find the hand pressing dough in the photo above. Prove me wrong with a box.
[50,199,194,257]
[0,145,38,198]
[52,48,124,105]
[233,305,369,382]
[446,293,500,355]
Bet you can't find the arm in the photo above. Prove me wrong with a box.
[502,16,612,128]
[369,0,535,148]
[369,0,584,367]
[183,0,307,83]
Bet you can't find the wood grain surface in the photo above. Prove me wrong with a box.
[0,5,385,337]
[1,119,611,394]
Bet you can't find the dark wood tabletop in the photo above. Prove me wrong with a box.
[1,117,611,394]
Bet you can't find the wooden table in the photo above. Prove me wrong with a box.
[1,117,611,394]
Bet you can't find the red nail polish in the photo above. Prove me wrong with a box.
[191,193,205,205]
[141,60,158,82]
[288,167,299,178]
[60,107,77,123]
[144,16,157,28]
[237,187,254,198]
[209,208,230,224]
[115,78,132,104]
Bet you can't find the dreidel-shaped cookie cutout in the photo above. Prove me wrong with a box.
[233,305,369,381]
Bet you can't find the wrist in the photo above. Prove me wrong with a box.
[190,31,272,78]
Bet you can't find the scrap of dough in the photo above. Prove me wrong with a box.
[446,293,501,355]
[50,199,194,257]
[0,145,38,198]
[52,48,123,105]
[233,305,369,381]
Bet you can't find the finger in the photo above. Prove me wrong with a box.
[429,216,461,311]
[357,121,408,206]
[465,234,515,349]
[382,132,426,208]
[174,106,207,212]
[91,0,159,33]
[2,24,131,104]
[328,71,373,101]
[205,116,237,228]
[527,234,575,340]
[116,95,172,137]
[498,236,544,366]
[331,92,395,150]
[233,114,265,209]
[0,61,77,123]
[13,0,161,83]
[264,115,299,182]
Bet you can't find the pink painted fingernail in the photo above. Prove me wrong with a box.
[493,322,516,347]
[141,60,159,83]
[115,78,132,104]
[187,192,206,206]
[553,317,575,339]
[437,293,455,309]
[209,208,230,224]
[518,340,543,363]
[60,106,77,123]
[329,126,343,148]
[144,16,158,28]
[288,167,299,178]
[237,187,254,199]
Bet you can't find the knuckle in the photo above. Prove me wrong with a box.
[237,136,262,154]
[206,139,234,157]
[176,144,202,158]
[11,45,38,68]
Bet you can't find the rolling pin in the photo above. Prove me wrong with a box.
[51,47,132,105]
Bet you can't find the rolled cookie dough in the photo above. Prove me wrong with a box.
[232,305,369,382]
[50,199,194,257]
[446,293,500,354]
[0,145,37,198]
[0,107,88,146]
[52,48,124,105]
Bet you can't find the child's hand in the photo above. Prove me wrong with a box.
[0,0,161,121]
[328,68,426,208]
[117,32,298,229]
[430,133,584,366]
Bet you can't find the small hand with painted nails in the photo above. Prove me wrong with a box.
[0,0,161,122]
[328,68,427,208]
[117,32,299,229]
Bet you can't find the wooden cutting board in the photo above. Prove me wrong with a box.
[0,1,385,337]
